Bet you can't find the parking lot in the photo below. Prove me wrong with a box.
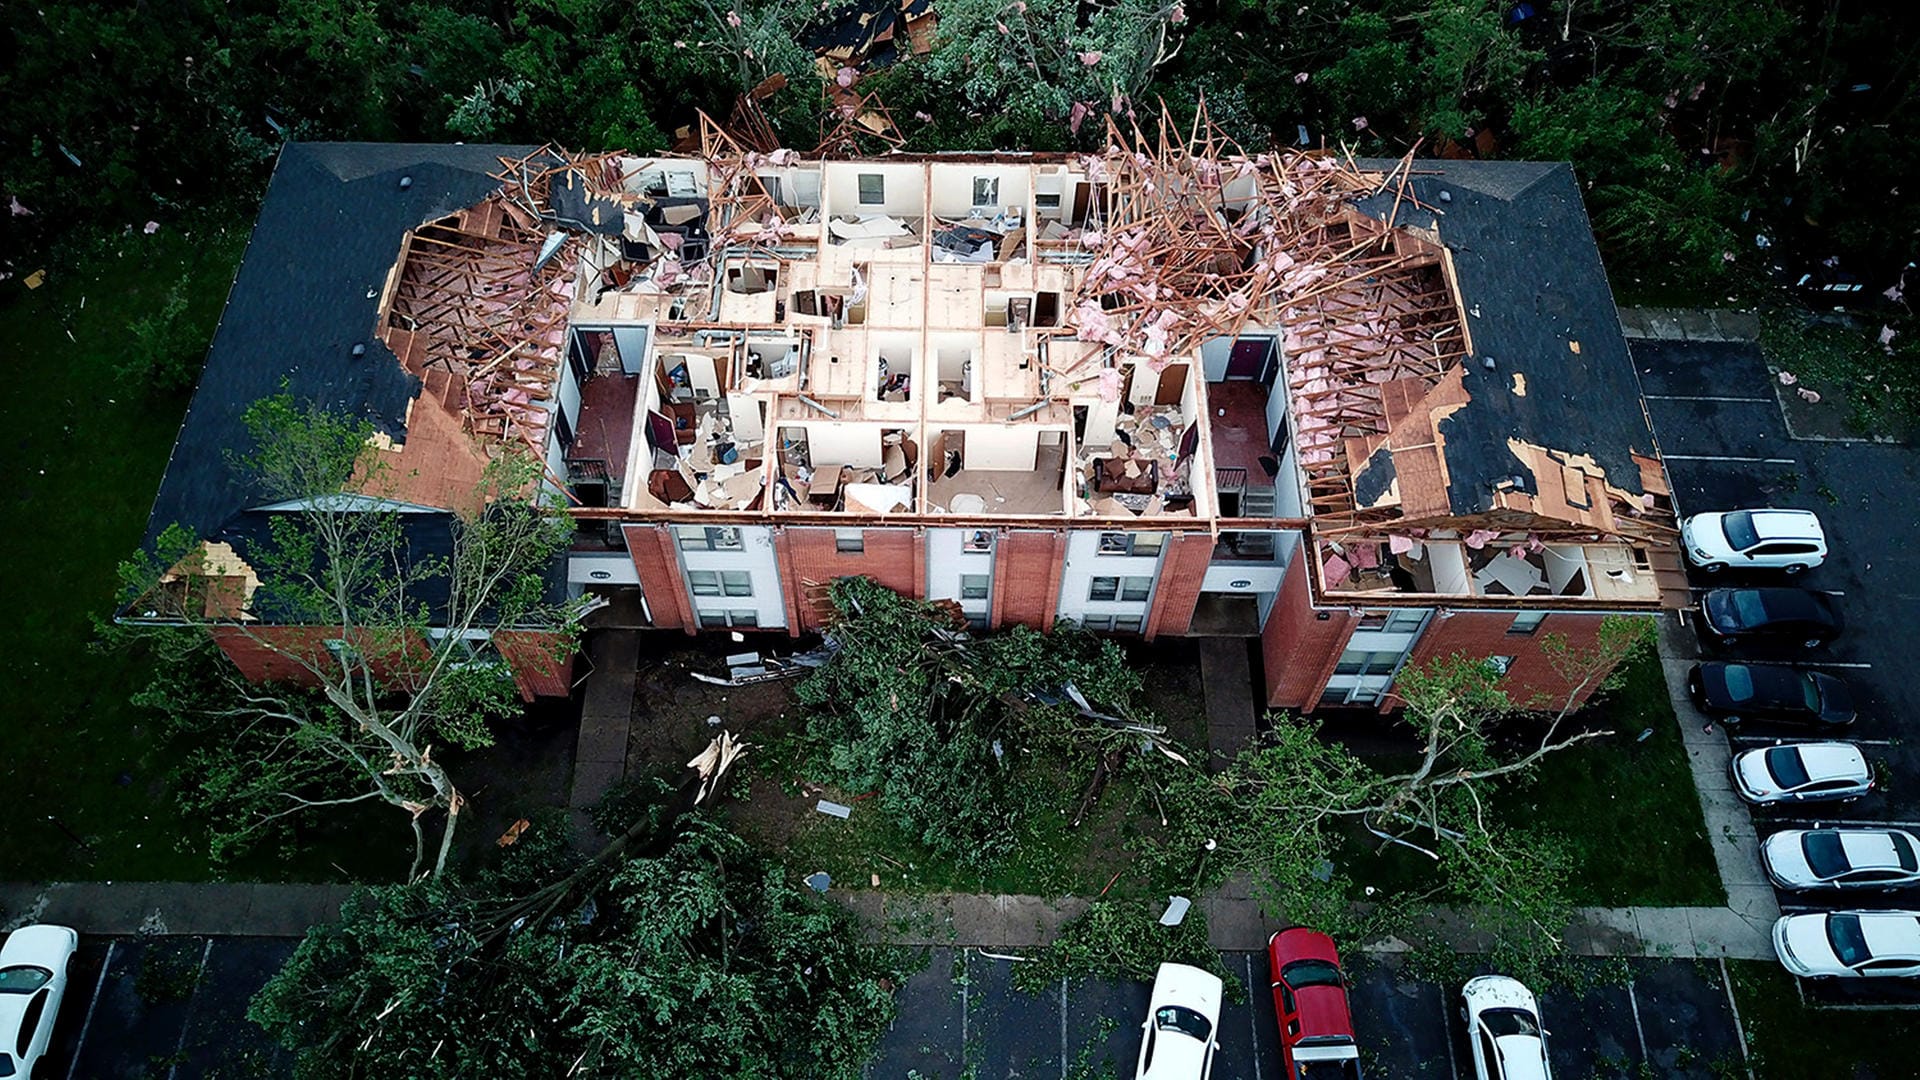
[39,935,294,1079]
[1636,337,1920,1008]
[868,948,1749,1078]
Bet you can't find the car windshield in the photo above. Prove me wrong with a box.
[1722,665,1755,703]
[1481,1007,1541,1037]
[1894,834,1919,872]
[1282,959,1344,990]
[1722,511,1760,550]
[1800,674,1822,712]
[1802,832,1851,879]
[1765,747,1811,790]
[1731,590,1769,627]
[1827,914,1871,967]
[1155,1005,1213,1041]
[0,965,51,994]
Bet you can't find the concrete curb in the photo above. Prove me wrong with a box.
[1617,307,1760,343]
[0,882,353,938]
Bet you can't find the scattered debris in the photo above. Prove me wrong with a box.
[805,871,832,893]
[815,799,854,818]
[496,818,532,847]
[1158,895,1191,926]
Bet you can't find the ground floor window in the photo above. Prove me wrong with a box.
[698,610,759,628]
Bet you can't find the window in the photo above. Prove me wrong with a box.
[678,526,742,551]
[857,173,885,205]
[1333,649,1399,677]
[1089,576,1119,601]
[960,574,990,600]
[1358,609,1424,633]
[963,530,995,553]
[689,570,720,596]
[323,638,361,666]
[1099,532,1166,557]
[1120,576,1152,602]
[721,570,753,597]
[699,610,758,628]
[1114,616,1143,633]
[1508,611,1547,636]
[972,176,999,206]
[835,529,865,554]
[1035,191,1062,209]
[1488,655,1515,676]
[1079,615,1115,631]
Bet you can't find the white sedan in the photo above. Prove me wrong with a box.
[1763,828,1920,890]
[1730,742,1873,805]
[0,924,79,1078]
[1462,975,1552,1080]
[1773,911,1920,978]
[1135,962,1222,1080]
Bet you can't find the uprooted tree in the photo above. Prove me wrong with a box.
[1149,614,1655,980]
[249,737,908,1080]
[794,577,1191,870]
[115,395,585,878]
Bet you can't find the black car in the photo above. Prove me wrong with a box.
[1688,661,1856,728]
[1699,588,1843,648]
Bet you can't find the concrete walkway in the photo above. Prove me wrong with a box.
[1196,638,1257,773]
[1617,306,1760,343]
[0,882,351,937]
[569,629,640,832]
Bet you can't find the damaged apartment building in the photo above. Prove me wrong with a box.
[137,110,1688,712]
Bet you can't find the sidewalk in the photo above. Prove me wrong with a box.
[1616,306,1760,343]
[0,881,351,937]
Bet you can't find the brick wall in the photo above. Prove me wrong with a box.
[210,625,339,686]
[1259,556,1358,709]
[1143,532,1214,640]
[622,524,692,632]
[994,529,1065,629]
[495,630,577,700]
[777,527,922,633]
[1393,610,1612,712]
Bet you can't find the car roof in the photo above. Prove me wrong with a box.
[1749,510,1824,541]
[1836,831,1916,870]
[1751,588,1837,621]
[1493,1038,1551,1080]
[1857,912,1920,954]
[1720,662,1810,699]
[1791,742,1872,779]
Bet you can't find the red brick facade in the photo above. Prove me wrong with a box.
[211,624,571,701]
[1393,610,1610,712]
[1260,556,1360,709]
[622,523,692,632]
[1143,532,1213,640]
[776,527,923,633]
[993,529,1066,629]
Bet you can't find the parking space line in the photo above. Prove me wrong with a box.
[1438,988,1462,1080]
[959,949,968,1054]
[1058,978,1068,1080]
[1785,660,1873,669]
[1770,817,1920,830]
[66,940,113,1080]
[1717,959,1756,1080]
[1645,394,1774,403]
[1662,454,1799,464]
[1625,978,1650,1064]
[1735,730,1896,737]
[165,939,214,1080]
[1243,954,1264,1080]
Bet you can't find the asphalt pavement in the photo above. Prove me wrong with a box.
[1634,337,1920,1008]
[867,948,1749,1079]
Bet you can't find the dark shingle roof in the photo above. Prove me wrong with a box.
[142,141,533,550]
[1352,158,1656,516]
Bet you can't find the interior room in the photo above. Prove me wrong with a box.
[823,162,925,255]
[925,425,1069,515]
[771,423,918,512]
[1075,359,1202,517]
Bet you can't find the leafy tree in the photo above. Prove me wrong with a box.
[794,577,1183,868]
[250,801,908,1079]
[116,396,584,877]
[1147,616,1654,982]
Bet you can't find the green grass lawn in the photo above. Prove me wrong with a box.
[1503,647,1724,906]
[1725,960,1920,1078]
[0,219,402,883]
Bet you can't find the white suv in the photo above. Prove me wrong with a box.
[1680,508,1827,574]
